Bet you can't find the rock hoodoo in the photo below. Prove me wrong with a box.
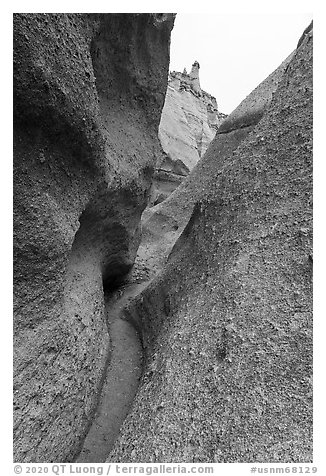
[151,61,226,205]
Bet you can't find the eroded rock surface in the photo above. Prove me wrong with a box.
[108,23,313,463]
[13,13,174,463]
[137,50,294,276]
[158,62,226,175]
[150,62,226,206]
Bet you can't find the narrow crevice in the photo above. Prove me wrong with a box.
[73,279,150,463]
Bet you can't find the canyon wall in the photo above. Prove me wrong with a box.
[138,51,294,274]
[158,62,226,175]
[108,23,313,462]
[13,13,174,463]
[150,62,226,206]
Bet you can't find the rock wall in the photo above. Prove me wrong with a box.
[158,63,226,174]
[13,12,174,463]
[139,50,294,273]
[108,22,313,462]
[150,62,226,206]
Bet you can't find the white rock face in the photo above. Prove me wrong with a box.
[158,62,227,176]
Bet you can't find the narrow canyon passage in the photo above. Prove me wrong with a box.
[13,13,313,463]
[73,197,180,463]
[75,281,149,463]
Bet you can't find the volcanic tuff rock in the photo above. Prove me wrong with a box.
[108,23,313,462]
[13,12,174,463]
[139,50,295,273]
[158,62,226,175]
[150,62,226,206]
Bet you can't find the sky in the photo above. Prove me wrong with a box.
[169,13,312,114]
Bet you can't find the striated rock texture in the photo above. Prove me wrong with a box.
[158,62,226,175]
[150,62,226,206]
[108,23,313,462]
[13,12,174,463]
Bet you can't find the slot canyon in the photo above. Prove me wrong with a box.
[13,13,312,463]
